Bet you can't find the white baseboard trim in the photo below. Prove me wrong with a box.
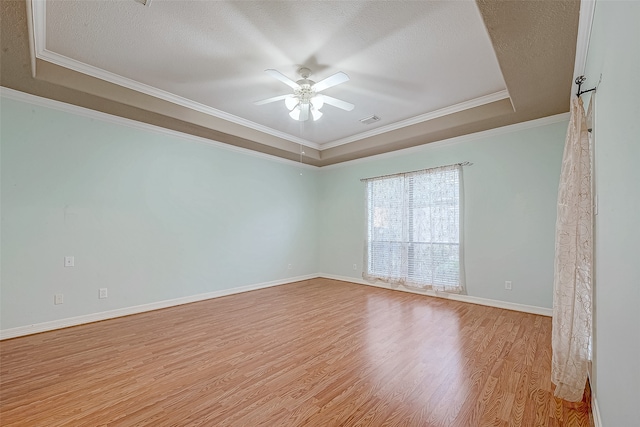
[0,274,317,340]
[318,273,553,317]
[592,393,602,427]
[0,273,552,340]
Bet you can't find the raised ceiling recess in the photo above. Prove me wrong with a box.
[4,0,579,166]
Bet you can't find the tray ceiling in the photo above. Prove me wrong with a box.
[1,0,580,166]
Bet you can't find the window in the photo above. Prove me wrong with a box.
[363,164,463,293]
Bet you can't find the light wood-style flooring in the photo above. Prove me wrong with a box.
[0,278,591,426]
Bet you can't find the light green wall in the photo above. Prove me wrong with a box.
[585,1,640,424]
[318,120,567,308]
[0,96,318,330]
[1,93,567,333]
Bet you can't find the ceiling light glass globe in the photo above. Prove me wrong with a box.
[311,109,323,121]
[311,95,324,110]
[285,96,299,111]
[289,108,301,121]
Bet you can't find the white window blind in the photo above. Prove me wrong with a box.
[363,164,464,293]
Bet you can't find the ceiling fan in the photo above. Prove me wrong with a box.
[254,67,354,122]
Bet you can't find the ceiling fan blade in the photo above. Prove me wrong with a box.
[321,95,355,111]
[253,94,290,106]
[299,103,310,121]
[312,72,349,92]
[265,69,300,89]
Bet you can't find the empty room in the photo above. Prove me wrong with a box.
[1,0,638,426]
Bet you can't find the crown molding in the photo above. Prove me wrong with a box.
[2,87,568,172]
[29,0,320,150]
[320,90,511,150]
[32,45,511,155]
[37,48,322,150]
[0,87,319,170]
[29,0,513,154]
[321,112,570,170]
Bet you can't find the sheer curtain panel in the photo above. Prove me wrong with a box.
[551,97,593,402]
[363,164,464,293]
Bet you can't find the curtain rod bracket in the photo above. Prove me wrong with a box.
[575,75,596,97]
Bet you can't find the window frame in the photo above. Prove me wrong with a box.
[362,164,464,293]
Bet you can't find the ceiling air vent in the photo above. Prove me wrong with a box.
[360,115,380,125]
[134,0,152,6]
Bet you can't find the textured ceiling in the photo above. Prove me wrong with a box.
[1,0,580,166]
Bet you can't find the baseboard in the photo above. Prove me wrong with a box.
[587,368,602,427]
[592,393,602,427]
[0,273,552,340]
[318,273,553,317]
[0,274,317,340]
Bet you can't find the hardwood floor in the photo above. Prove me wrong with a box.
[0,278,591,426]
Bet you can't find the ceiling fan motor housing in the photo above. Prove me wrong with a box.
[294,83,316,104]
[298,67,312,79]
[294,67,316,104]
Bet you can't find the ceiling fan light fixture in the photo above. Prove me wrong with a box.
[285,96,299,111]
[289,108,301,121]
[311,95,324,110]
[256,68,353,123]
[288,103,320,122]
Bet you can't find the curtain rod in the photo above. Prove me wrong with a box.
[360,162,472,182]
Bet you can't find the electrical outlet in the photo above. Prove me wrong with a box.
[505,281,512,290]
[99,288,108,299]
[54,294,64,305]
[353,264,357,270]
[64,256,75,267]
[288,264,292,270]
